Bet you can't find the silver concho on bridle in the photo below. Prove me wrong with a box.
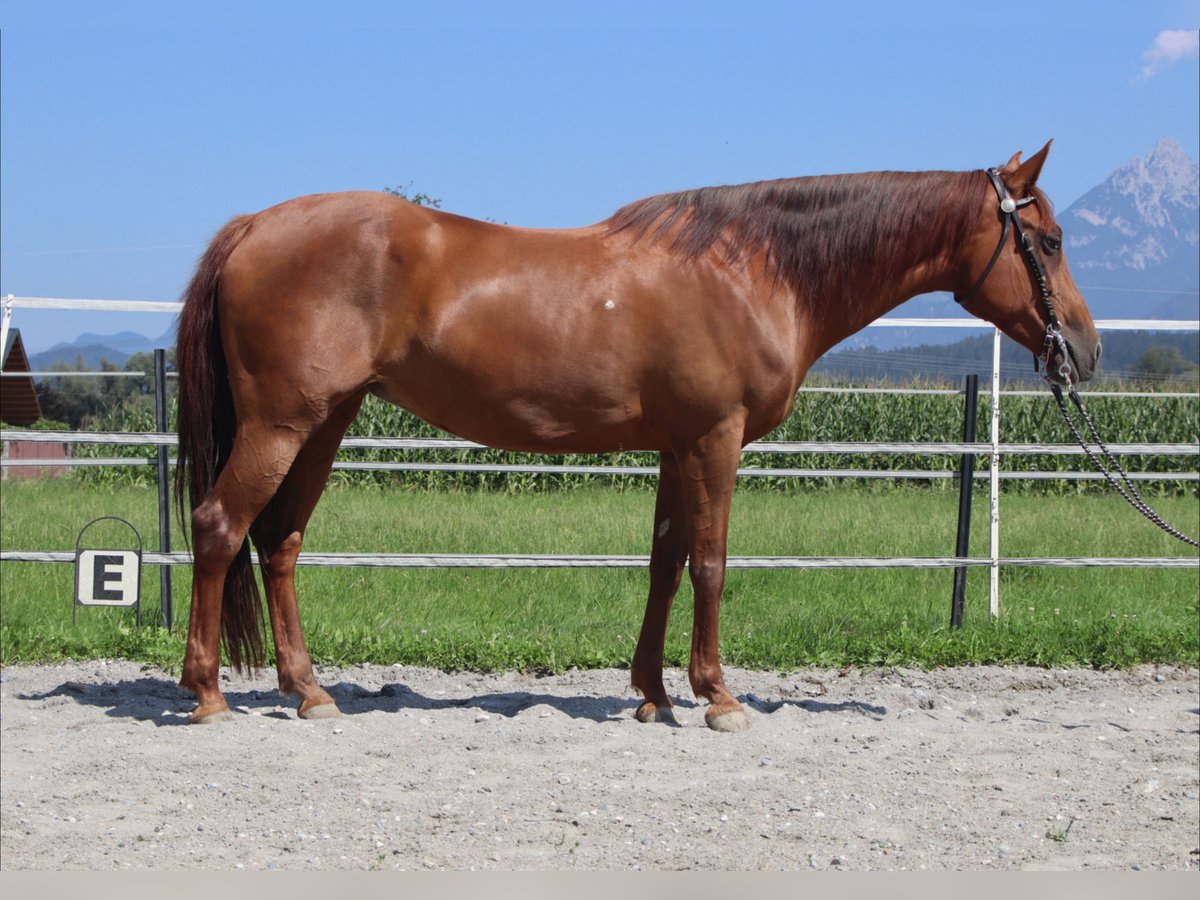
[954,167,1071,384]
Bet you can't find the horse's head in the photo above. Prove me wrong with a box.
[954,141,1101,385]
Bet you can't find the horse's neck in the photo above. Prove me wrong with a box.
[802,229,959,363]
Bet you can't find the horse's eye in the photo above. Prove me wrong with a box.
[1042,234,1062,254]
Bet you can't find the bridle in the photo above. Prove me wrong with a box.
[954,167,1073,384]
[955,167,1198,547]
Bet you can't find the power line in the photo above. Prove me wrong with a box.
[0,243,204,257]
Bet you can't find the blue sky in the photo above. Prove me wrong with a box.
[2,1,1198,353]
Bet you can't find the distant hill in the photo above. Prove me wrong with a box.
[811,330,1199,385]
[29,327,174,372]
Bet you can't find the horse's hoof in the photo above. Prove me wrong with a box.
[705,705,750,733]
[635,700,677,725]
[298,701,341,720]
[190,706,234,725]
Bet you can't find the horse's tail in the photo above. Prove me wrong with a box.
[174,214,264,672]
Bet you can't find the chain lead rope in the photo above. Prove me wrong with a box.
[1049,383,1199,548]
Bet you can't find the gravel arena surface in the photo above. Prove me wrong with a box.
[1,661,1197,871]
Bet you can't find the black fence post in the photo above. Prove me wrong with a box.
[154,348,173,630]
[951,373,979,628]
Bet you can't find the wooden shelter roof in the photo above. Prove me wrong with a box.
[1,330,42,426]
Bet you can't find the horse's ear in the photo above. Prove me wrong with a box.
[999,151,1024,173]
[1001,140,1053,197]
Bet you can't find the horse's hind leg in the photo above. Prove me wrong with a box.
[182,422,314,723]
[631,453,688,724]
[249,393,365,719]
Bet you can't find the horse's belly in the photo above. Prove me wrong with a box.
[369,364,654,454]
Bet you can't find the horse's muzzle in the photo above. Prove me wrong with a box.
[1050,331,1101,385]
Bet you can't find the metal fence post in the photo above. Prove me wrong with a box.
[989,328,1003,616]
[154,348,173,630]
[950,373,979,628]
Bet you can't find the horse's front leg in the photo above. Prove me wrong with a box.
[677,420,749,733]
[631,453,688,724]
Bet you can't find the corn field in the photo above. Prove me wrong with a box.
[68,377,1198,495]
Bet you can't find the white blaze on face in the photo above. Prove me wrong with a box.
[604,299,616,310]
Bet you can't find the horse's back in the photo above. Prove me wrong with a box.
[216,191,799,452]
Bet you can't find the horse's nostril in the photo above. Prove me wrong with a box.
[1094,342,1103,364]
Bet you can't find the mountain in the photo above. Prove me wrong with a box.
[1062,136,1199,319]
[45,331,159,356]
[29,327,175,371]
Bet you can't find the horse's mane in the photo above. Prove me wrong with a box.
[608,170,1020,309]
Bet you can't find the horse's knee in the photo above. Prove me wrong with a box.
[688,554,726,594]
[648,556,685,595]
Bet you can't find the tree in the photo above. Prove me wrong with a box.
[34,356,107,428]
[32,350,175,429]
[382,184,441,207]
[1133,345,1199,383]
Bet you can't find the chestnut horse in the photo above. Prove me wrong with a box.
[175,142,1100,730]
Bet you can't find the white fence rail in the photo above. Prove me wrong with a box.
[2,296,1197,621]
[4,430,1197,483]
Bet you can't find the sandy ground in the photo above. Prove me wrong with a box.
[1,660,1197,871]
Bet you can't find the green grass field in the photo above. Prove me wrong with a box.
[1,479,1196,671]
